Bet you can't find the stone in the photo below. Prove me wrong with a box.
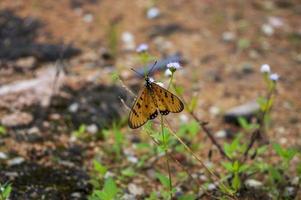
[147,7,160,19]
[0,152,8,159]
[16,56,37,70]
[245,179,263,189]
[224,100,260,125]
[128,183,144,196]
[1,112,33,127]
[7,157,25,166]
[215,130,227,138]
[86,124,98,134]
[122,32,135,51]
[222,31,236,42]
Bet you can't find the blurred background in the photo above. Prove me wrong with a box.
[0,0,300,199]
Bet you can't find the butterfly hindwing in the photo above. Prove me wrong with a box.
[128,87,158,129]
[151,82,184,114]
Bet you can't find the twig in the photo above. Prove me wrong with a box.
[242,88,274,162]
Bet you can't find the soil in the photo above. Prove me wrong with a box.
[0,0,300,199]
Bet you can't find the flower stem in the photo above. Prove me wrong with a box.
[160,115,173,199]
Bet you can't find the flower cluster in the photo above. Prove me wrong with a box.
[165,62,182,76]
[260,64,279,82]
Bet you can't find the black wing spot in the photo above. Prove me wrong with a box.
[164,91,168,98]
[160,110,170,115]
[149,110,158,120]
[133,109,139,116]
[171,95,174,104]
[145,105,148,108]
[137,102,141,109]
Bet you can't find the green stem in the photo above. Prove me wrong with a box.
[160,115,173,199]
[167,72,174,90]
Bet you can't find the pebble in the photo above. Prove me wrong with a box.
[122,194,136,200]
[224,100,260,125]
[222,31,236,42]
[0,152,8,159]
[16,56,36,70]
[245,179,263,189]
[71,192,82,198]
[122,32,135,51]
[241,63,254,74]
[261,23,274,36]
[83,13,93,23]
[86,124,98,134]
[68,103,79,113]
[7,157,25,166]
[128,183,144,196]
[127,156,138,164]
[28,126,40,134]
[285,186,296,197]
[207,183,216,191]
[179,114,189,123]
[209,106,220,117]
[1,112,33,127]
[147,7,160,19]
[215,130,227,139]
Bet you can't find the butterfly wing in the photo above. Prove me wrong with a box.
[151,82,184,115]
[128,87,158,129]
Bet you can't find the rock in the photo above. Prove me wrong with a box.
[245,179,263,189]
[224,100,260,125]
[241,63,254,74]
[7,157,25,166]
[209,106,220,117]
[122,32,135,51]
[127,156,138,164]
[147,7,160,19]
[207,183,216,191]
[83,13,93,23]
[86,124,98,134]
[71,192,82,198]
[1,112,33,127]
[284,186,296,197]
[68,103,80,113]
[128,183,144,196]
[261,24,274,36]
[16,56,37,70]
[222,32,236,42]
[0,66,65,108]
[215,130,227,138]
[0,152,8,160]
[122,193,136,200]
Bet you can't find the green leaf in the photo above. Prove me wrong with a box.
[101,178,118,200]
[269,166,282,182]
[231,172,241,192]
[0,126,6,136]
[155,172,170,189]
[93,160,107,176]
[121,167,136,177]
[179,194,196,200]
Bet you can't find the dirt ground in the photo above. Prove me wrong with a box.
[0,0,300,199]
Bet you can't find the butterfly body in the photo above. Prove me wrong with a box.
[128,77,184,129]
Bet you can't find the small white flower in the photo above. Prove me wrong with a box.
[148,77,155,83]
[270,73,279,81]
[164,69,172,77]
[147,7,160,19]
[156,82,164,87]
[260,64,271,73]
[136,43,149,53]
[167,62,181,70]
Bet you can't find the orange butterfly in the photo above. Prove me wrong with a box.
[128,63,184,129]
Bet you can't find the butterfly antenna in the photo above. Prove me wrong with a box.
[147,60,158,77]
[131,68,144,78]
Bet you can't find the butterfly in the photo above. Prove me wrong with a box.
[128,62,184,129]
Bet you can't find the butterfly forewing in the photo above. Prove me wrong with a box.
[128,87,157,129]
[128,79,184,129]
[151,82,184,114]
